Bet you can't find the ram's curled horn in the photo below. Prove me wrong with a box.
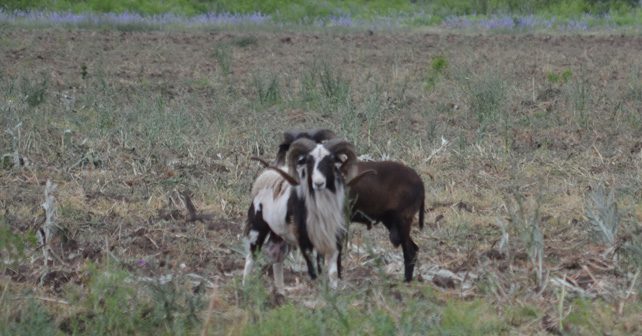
[308,128,337,143]
[251,157,299,185]
[286,137,318,184]
[275,129,305,166]
[251,156,271,168]
[324,138,358,180]
[346,169,377,187]
[281,129,305,145]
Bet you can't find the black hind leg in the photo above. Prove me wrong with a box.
[382,213,402,247]
[383,214,418,281]
[401,237,418,282]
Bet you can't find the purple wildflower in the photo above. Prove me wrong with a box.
[480,16,515,30]
[328,15,353,27]
[0,9,271,27]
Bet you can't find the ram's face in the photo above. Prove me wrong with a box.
[296,144,341,193]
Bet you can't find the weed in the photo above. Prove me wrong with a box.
[243,304,320,336]
[3,122,24,169]
[214,45,232,76]
[0,217,25,266]
[622,231,642,270]
[563,298,611,334]
[503,191,545,287]
[232,35,258,48]
[506,304,541,327]
[144,279,204,334]
[300,67,320,103]
[621,66,642,130]
[20,75,48,107]
[458,69,507,132]
[237,256,272,314]
[360,83,384,145]
[546,68,573,84]
[425,55,448,90]
[584,183,619,247]
[253,73,281,106]
[1,299,58,336]
[80,64,88,79]
[318,62,350,104]
[435,300,504,335]
[626,66,642,102]
[56,262,206,335]
[565,71,592,128]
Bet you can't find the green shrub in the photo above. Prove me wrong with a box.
[253,73,281,106]
[20,75,48,108]
[1,300,58,336]
[457,69,507,131]
[425,55,448,90]
[435,300,504,335]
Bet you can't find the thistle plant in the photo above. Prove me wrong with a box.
[503,192,545,288]
[3,122,23,169]
[584,183,619,249]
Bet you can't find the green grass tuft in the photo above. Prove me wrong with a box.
[436,300,504,335]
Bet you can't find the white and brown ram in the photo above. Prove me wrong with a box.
[242,137,361,291]
[277,129,425,282]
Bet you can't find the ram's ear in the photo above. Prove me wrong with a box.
[336,153,348,162]
[334,153,348,169]
[324,139,357,180]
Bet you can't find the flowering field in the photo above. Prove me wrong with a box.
[1,8,642,32]
[1,12,642,336]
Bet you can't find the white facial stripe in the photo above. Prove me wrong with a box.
[309,144,331,162]
[310,145,330,189]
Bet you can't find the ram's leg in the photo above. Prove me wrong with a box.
[242,205,270,286]
[266,235,289,293]
[336,233,345,279]
[401,239,418,282]
[272,262,285,294]
[337,244,343,279]
[381,213,402,247]
[400,219,418,282]
[301,248,317,280]
[325,250,340,289]
[242,255,254,286]
[382,213,418,282]
[316,253,324,275]
[243,229,268,285]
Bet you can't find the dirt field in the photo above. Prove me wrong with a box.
[1,26,641,334]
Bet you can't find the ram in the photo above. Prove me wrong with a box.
[277,129,425,282]
[243,137,360,291]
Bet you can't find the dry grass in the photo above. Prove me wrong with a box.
[1,26,641,334]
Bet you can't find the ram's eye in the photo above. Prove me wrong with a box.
[297,156,306,165]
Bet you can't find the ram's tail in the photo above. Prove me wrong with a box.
[419,196,425,230]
